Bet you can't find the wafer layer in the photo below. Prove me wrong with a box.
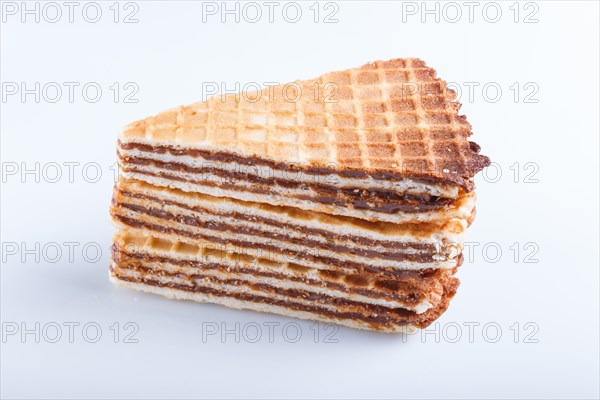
[110,231,459,332]
[111,178,468,271]
[118,58,489,223]
[111,230,456,313]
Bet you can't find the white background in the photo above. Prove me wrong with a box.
[1,1,599,398]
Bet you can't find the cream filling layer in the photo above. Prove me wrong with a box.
[119,144,459,198]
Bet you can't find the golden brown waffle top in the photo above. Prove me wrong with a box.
[119,58,490,189]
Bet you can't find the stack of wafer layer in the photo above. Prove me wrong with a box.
[110,58,489,332]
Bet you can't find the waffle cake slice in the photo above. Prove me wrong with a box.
[110,230,459,332]
[118,58,490,223]
[111,177,471,273]
[110,58,489,333]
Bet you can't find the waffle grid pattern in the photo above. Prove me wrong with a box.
[121,58,488,182]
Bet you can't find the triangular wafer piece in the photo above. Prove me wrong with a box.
[110,230,460,332]
[111,177,469,273]
[118,58,489,223]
